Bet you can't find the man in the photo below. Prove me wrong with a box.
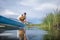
[18,12,27,40]
[19,13,26,23]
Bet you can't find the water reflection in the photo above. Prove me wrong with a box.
[0,26,48,40]
[26,30,48,40]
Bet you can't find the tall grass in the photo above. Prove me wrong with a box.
[40,11,60,40]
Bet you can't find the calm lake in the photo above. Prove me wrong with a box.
[0,26,48,40]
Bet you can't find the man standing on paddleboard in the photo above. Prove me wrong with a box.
[18,12,27,40]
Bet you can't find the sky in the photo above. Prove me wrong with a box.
[0,0,60,24]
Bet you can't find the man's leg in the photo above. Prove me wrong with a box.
[19,29,27,40]
[19,29,24,40]
[24,33,27,40]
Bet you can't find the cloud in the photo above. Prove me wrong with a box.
[34,3,58,11]
[26,3,58,18]
[19,0,60,11]
[0,9,18,18]
[19,0,38,6]
[0,9,17,15]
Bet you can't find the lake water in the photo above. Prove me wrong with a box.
[0,27,48,40]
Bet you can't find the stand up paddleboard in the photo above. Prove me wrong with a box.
[0,15,25,30]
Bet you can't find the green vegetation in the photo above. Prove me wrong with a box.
[40,10,60,40]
